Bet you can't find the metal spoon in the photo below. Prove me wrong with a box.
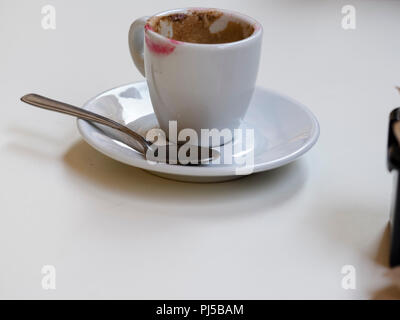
[20,94,219,165]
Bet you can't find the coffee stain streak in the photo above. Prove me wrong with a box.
[149,10,254,44]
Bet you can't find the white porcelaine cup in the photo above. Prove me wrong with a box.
[129,8,262,147]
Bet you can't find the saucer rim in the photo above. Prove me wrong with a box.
[77,81,320,177]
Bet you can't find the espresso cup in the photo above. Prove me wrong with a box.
[129,8,262,147]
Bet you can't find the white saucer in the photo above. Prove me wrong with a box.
[77,81,319,182]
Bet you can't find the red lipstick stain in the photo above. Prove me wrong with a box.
[145,34,176,55]
[169,38,182,45]
[144,24,153,31]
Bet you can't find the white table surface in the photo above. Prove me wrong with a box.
[1,0,400,299]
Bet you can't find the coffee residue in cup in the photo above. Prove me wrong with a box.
[149,10,255,44]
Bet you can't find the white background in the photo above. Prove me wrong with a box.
[1,0,400,299]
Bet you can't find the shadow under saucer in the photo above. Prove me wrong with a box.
[63,139,308,217]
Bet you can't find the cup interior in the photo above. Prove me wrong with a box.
[147,8,257,44]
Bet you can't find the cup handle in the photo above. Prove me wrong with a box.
[128,16,149,77]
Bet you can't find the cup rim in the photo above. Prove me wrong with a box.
[144,7,263,48]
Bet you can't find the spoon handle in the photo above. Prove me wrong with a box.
[20,93,150,151]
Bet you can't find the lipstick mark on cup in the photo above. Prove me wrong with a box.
[145,34,176,55]
[169,38,182,45]
[144,23,153,31]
